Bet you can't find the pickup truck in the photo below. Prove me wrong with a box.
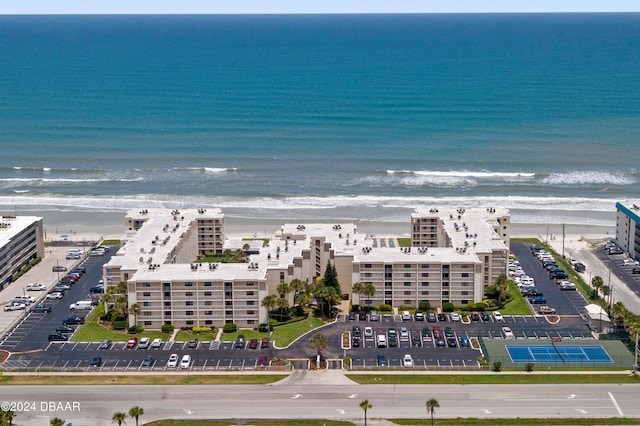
[4,302,26,312]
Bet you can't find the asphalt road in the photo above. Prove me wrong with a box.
[3,383,639,425]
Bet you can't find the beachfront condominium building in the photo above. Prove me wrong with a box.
[615,201,640,261]
[105,207,510,330]
[0,215,45,292]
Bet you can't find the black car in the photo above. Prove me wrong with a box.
[63,316,85,325]
[574,263,586,273]
[352,326,361,337]
[632,267,640,275]
[447,337,458,348]
[480,312,491,321]
[89,286,104,294]
[235,335,245,349]
[529,296,547,304]
[56,325,75,333]
[427,310,437,322]
[90,356,102,367]
[377,354,388,366]
[352,336,360,348]
[29,304,52,313]
[436,337,446,347]
[523,288,543,297]
[550,271,569,280]
[437,313,447,322]
[358,311,367,321]
[414,311,425,321]
[48,333,69,341]
[348,312,356,321]
[411,334,421,346]
[444,327,455,337]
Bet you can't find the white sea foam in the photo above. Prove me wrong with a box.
[541,171,634,185]
[174,167,238,173]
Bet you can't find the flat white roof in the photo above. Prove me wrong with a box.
[0,215,41,246]
[132,261,265,282]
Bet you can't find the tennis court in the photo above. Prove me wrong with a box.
[506,344,613,363]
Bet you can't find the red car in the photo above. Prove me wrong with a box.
[248,339,259,349]
[126,337,138,349]
[261,337,270,349]
[257,355,268,367]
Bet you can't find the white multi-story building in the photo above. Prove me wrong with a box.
[106,207,510,330]
[615,201,640,260]
[0,215,45,292]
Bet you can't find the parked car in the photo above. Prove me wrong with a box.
[633,267,640,275]
[248,339,259,349]
[358,311,367,321]
[364,327,374,340]
[151,338,163,348]
[4,302,26,312]
[560,283,577,291]
[90,356,102,367]
[99,339,112,349]
[48,333,69,341]
[502,326,516,339]
[29,304,52,313]
[235,335,245,349]
[56,325,75,333]
[167,353,179,368]
[138,337,150,349]
[377,354,388,366]
[399,327,409,342]
[63,316,85,325]
[26,283,46,291]
[187,338,199,349]
[403,354,414,367]
[180,354,191,369]
[126,337,138,349]
[348,311,356,321]
[352,326,361,337]
[529,296,547,304]
[427,310,437,322]
[369,310,379,321]
[411,334,421,346]
[450,312,461,322]
[14,295,35,304]
[480,312,491,321]
[550,271,569,280]
[52,265,68,272]
[141,356,155,368]
[54,283,70,291]
[446,337,458,347]
[421,327,432,341]
[261,337,270,349]
[493,311,504,322]
[437,313,447,322]
[257,355,268,367]
[46,292,64,300]
[352,335,361,348]
[459,336,471,347]
[574,262,586,273]
[414,311,425,321]
[444,327,455,338]
[470,312,480,322]
[89,286,104,294]
[609,248,624,255]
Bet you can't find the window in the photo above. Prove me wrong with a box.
[143,282,151,287]
[404,264,411,269]
[186,301,193,306]
[404,282,411,286]
[143,311,152,316]
[186,311,194,316]
[205,320,213,325]
[143,302,150,307]
[204,291,212,296]
[247,300,255,306]
[404,273,411,278]
[421,291,429,295]
[462,291,469,296]
[204,282,212,287]
[248,320,256,325]
[247,310,255,315]
[186,292,193,297]
[205,310,213,315]
[421,273,429,277]
[225,301,232,306]
[421,282,429,286]
[164,302,171,307]
[364,264,372,269]
[204,301,212,306]
[225,310,233,316]
[144,321,152,326]
[142,292,151,297]
[186,320,194,325]
[247,291,254,296]
[404,291,411,295]
[461,273,469,278]
[185,282,193,287]
[421,264,429,268]
[280,272,285,283]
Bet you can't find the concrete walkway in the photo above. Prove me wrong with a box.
[275,368,358,386]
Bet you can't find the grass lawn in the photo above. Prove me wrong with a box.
[346,373,640,385]
[500,282,532,315]
[0,374,287,386]
[223,330,268,341]
[391,418,640,425]
[397,237,411,247]
[271,317,327,347]
[147,421,354,426]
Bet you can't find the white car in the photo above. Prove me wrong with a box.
[180,354,191,369]
[46,292,64,300]
[151,338,163,348]
[4,303,26,312]
[167,353,179,368]
[364,327,374,340]
[502,326,515,339]
[493,311,504,322]
[14,295,36,304]
[26,283,46,291]
[403,354,414,367]
[138,337,150,349]
[450,312,461,322]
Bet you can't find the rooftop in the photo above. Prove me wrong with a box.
[0,215,42,246]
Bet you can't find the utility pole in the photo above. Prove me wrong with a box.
[561,223,565,258]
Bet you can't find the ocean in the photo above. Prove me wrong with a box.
[1,13,639,227]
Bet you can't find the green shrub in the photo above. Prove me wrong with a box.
[525,362,534,372]
[442,302,455,312]
[223,323,237,333]
[128,326,144,334]
[492,361,502,372]
[258,323,269,333]
[192,326,211,334]
[379,304,392,312]
[161,324,174,333]
[112,321,127,330]
[418,300,431,311]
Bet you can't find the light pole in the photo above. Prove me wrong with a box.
[634,332,638,374]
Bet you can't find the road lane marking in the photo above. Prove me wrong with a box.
[608,392,624,416]
[291,394,302,399]
[348,394,359,399]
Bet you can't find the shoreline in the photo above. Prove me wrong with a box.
[24,208,615,244]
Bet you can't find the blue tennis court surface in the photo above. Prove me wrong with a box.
[506,345,613,363]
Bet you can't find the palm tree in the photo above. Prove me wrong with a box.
[289,278,305,306]
[309,332,328,355]
[261,294,277,322]
[352,281,364,307]
[362,283,376,309]
[359,399,373,426]
[102,285,116,315]
[50,417,64,426]
[128,406,144,426]
[426,398,440,426]
[112,411,127,426]
[592,275,604,298]
[276,297,289,321]
[2,410,16,426]
[129,303,141,328]
[115,296,129,321]
[493,275,510,302]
